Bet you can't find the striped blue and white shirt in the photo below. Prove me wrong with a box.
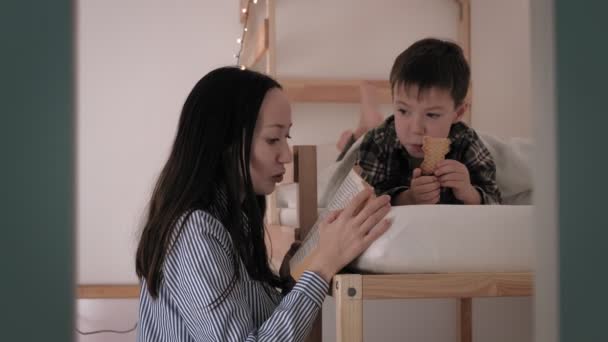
[137,209,329,341]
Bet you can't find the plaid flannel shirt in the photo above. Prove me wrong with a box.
[356,116,501,204]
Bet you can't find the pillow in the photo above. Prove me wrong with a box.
[478,133,533,203]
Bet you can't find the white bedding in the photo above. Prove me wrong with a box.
[352,204,534,273]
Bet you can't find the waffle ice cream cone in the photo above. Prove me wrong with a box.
[420,136,451,175]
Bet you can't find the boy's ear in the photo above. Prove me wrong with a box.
[453,102,468,123]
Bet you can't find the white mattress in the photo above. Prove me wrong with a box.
[352,205,534,273]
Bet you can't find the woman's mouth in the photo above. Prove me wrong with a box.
[272,174,284,183]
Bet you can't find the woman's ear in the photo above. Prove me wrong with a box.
[453,102,469,123]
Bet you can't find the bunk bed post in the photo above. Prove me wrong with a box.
[292,145,317,241]
[263,0,279,225]
[460,297,473,342]
[265,0,276,75]
[334,274,363,342]
[292,145,322,342]
[455,0,472,125]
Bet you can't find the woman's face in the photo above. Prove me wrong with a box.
[250,88,293,195]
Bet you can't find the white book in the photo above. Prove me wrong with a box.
[289,167,369,280]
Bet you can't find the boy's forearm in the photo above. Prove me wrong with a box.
[460,186,482,204]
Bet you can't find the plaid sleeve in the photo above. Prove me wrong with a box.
[356,131,408,198]
[462,132,502,204]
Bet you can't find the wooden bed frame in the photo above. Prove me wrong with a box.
[268,145,533,342]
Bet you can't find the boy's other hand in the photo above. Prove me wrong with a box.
[408,168,440,204]
[434,160,481,204]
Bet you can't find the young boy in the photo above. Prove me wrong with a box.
[356,38,501,205]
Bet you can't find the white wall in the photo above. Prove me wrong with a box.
[76,299,138,342]
[77,0,533,341]
[277,0,460,146]
[77,0,240,285]
[471,0,532,138]
[76,1,239,340]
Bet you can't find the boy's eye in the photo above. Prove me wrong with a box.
[427,113,441,119]
[286,134,292,139]
[398,109,408,115]
[266,138,280,145]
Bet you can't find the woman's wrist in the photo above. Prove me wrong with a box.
[308,253,336,283]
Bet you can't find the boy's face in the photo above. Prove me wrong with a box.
[393,84,466,158]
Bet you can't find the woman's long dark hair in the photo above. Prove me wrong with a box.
[135,67,289,301]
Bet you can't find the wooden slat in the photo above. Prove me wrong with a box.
[77,285,140,299]
[281,78,392,104]
[244,19,269,69]
[460,298,473,342]
[456,0,471,62]
[293,145,317,240]
[455,0,472,124]
[360,272,533,299]
[265,0,276,75]
[239,0,248,23]
[334,274,363,342]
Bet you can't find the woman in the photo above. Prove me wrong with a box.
[135,67,391,341]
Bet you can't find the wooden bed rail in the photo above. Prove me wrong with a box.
[331,272,533,342]
[77,284,140,299]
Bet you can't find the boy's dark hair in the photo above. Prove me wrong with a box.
[389,38,470,107]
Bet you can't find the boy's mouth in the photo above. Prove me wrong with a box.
[409,144,423,153]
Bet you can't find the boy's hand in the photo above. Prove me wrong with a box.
[434,160,481,204]
[408,168,441,204]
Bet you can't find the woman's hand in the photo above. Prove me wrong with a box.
[309,189,391,282]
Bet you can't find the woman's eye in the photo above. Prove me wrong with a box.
[427,113,441,119]
[398,109,408,115]
[266,138,280,145]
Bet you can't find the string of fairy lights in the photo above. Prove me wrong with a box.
[234,0,260,69]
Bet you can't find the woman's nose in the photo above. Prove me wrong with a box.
[278,142,292,164]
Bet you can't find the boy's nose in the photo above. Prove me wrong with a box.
[411,115,425,134]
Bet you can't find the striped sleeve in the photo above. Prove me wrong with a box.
[164,211,328,342]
